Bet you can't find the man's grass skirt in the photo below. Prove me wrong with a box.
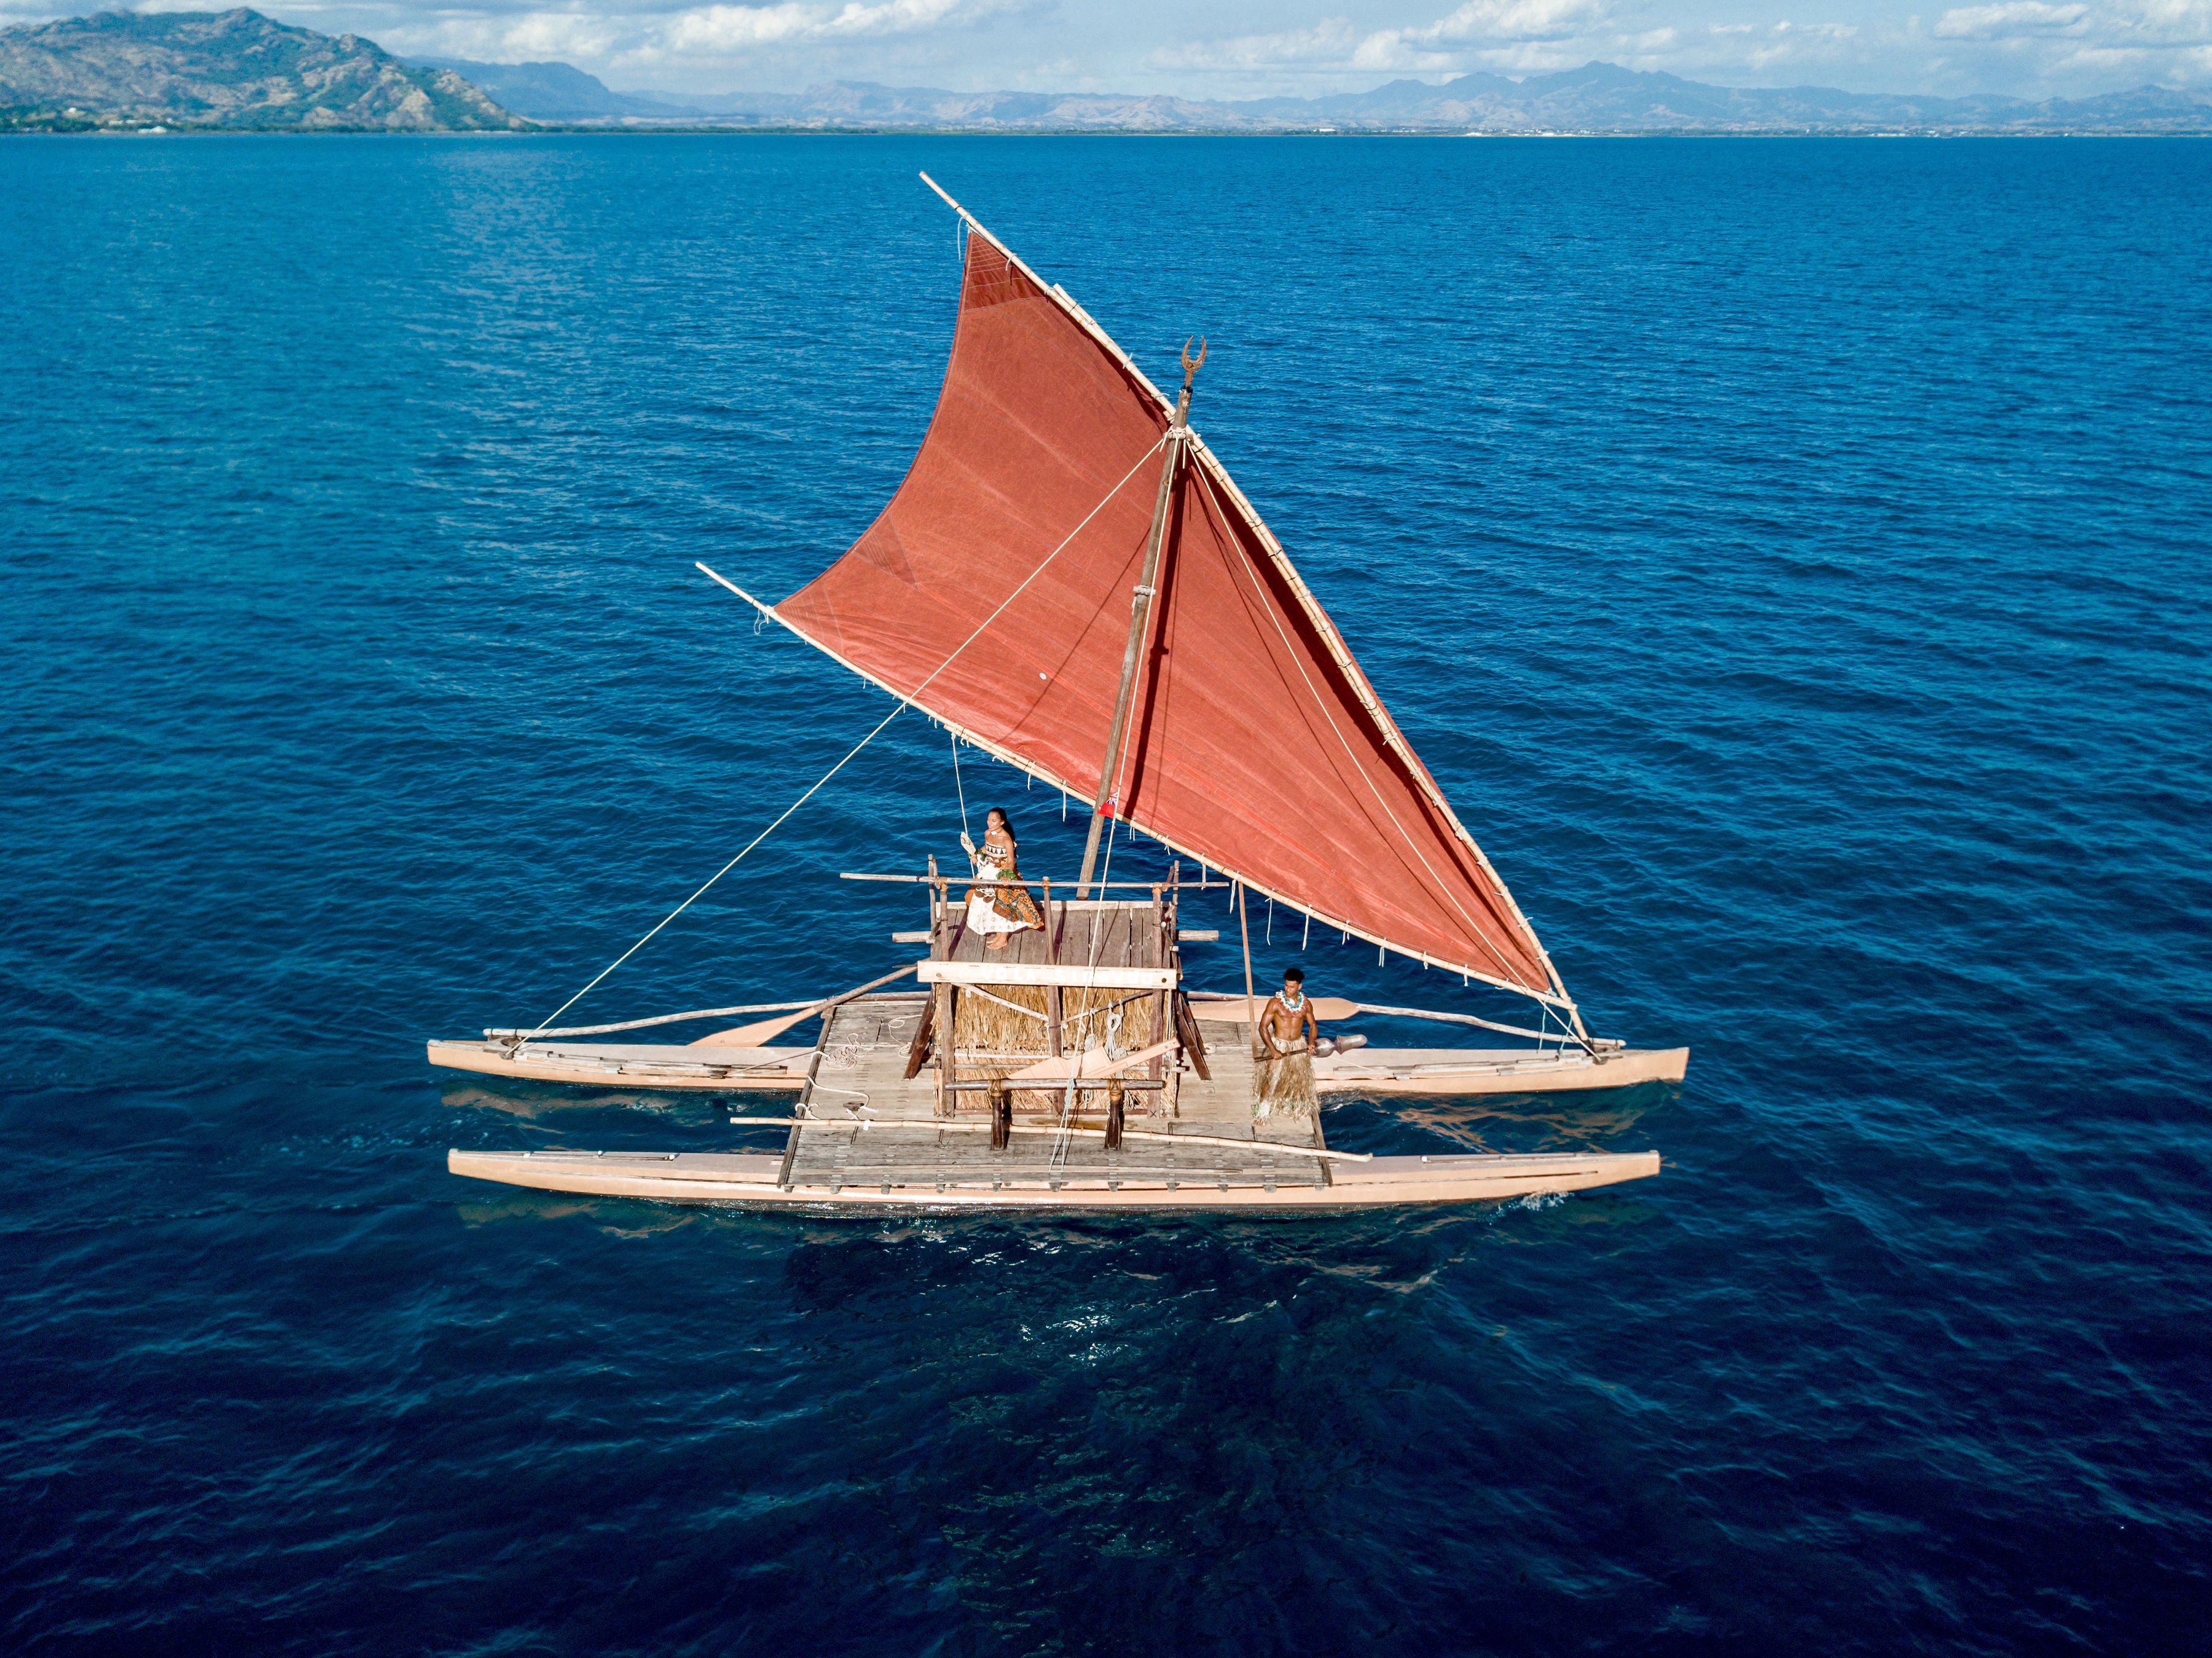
[1255,1043,1318,1118]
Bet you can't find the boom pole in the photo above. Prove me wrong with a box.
[1078,337,1204,896]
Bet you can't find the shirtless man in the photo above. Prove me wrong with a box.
[1254,967,1320,1118]
[1259,968,1319,1055]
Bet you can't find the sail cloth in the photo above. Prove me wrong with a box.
[774,228,1566,1006]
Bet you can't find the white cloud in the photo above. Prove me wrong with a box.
[1933,2,2091,39]
[1147,19,1360,72]
[1150,0,1614,74]
[1934,0,2212,41]
[1354,0,1617,68]
[450,13,630,61]
[363,0,1024,73]
[662,0,1011,52]
[1391,0,1616,44]
[21,0,2200,101]
[1148,0,2212,93]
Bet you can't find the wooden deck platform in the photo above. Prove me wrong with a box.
[444,989,1664,1211]
[437,887,1672,1211]
[789,993,1331,1191]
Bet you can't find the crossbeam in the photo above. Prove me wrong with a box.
[917,961,1178,990]
[843,871,1226,891]
[777,1115,1371,1164]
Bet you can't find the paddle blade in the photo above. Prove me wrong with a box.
[691,1010,814,1048]
[1004,1039,1178,1084]
[1188,991,1357,1021]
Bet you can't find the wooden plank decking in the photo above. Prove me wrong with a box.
[780,993,1330,1193]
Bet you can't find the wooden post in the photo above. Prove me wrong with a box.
[1239,881,1258,1056]
[1147,881,1167,1099]
[1163,862,1202,1097]
[1077,341,1204,897]
[990,1079,1010,1150]
[1105,1078,1124,1152]
[1173,990,1211,1082]
[903,991,936,1080]
[936,984,959,1118]
[1043,878,1062,1057]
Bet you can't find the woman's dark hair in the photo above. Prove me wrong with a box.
[989,807,1014,835]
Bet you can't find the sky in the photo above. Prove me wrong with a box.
[18,0,2212,99]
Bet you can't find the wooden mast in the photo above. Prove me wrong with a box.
[1077,337,1204,897]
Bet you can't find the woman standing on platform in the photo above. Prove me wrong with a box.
[962,807,1043,951]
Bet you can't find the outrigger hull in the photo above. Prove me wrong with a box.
[426,1038,1688,1099]
[434,917,1673,1218]
[426,1039,813,1091]
[447,1145,1660,1212]
[1316,1044,1688,1096]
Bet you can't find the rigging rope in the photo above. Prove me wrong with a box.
[951,729,970,840]
[524,434,1171,1040]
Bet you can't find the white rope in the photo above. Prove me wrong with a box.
[956,983,1145,1029]
[1097,811,1120,900]
[528,435,1171,1037]
[964,984,1046,1020]
[521,697,916,1039]
[951,729,970,839]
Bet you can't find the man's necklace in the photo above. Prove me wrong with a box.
[1279,989,1304,1010]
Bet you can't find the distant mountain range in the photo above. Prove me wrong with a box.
[410,55,674,123]
[541,66,2212,135]
[0,9,527,130]
[5,9,2210,135]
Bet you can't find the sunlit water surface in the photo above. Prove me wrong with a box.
[2,135,2208,1654]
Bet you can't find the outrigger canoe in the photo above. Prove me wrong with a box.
[434,175,1683,1214]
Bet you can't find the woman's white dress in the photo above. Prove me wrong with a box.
[965,852,1026,935]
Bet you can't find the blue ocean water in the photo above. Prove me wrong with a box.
[3,133,2208,1653]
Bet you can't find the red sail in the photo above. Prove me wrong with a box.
[775,230,1562,1002]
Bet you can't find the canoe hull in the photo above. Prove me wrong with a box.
[426,1039,1689,1099]
[1315,1045,1688,1096]
[427,1039,809,1091]
[446,1146,1660,1212]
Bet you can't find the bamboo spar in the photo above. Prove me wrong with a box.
[1077,339,1204,897]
